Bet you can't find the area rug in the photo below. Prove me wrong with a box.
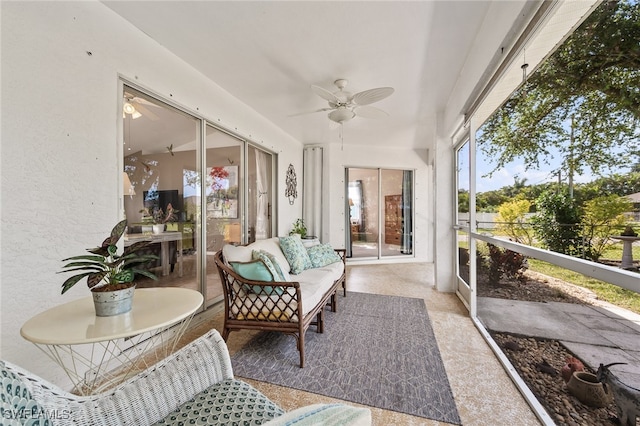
[230,292,461,424]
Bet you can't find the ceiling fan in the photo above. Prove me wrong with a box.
[301,79,394,123]
[123,92,161,121]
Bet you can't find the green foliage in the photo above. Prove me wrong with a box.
[580,195,632,261]
[59,220,158,294]
[477,0,640,180]
[496,199,534,244]
[457,190,469,213]
[531,189,585,256]
[289,218,307,238]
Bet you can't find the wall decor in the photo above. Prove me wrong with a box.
[285,164,297,205]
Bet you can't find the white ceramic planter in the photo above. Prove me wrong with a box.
[91,285,136,317]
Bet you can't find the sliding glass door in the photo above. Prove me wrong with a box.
[122,86,201,296]
[346,167,414,259]
[122,83,276,310]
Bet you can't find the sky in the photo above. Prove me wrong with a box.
[458,144,631,194]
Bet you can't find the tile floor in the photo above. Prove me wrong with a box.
[185,263,543,425]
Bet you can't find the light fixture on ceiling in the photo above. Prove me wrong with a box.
[123,172,136,197]
[123,102,142,119]
[328,107,356,124]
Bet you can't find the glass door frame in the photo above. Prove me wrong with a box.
[345,166,415,261]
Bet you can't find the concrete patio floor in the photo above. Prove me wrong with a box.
[478,296,640,388]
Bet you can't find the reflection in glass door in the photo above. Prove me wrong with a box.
[247,145,273,243]
[205,126,242,306]
[346,168,413,259]
[122,85,201,297]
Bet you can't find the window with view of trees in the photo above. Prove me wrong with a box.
[469,2,640,423]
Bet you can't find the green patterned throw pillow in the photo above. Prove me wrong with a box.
[1,361,53,426]
[307,243,342,268]
[156,378,284,426]
[279,235,313,274]
[252,250,287,281]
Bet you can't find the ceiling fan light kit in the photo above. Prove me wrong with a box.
[305,79,394,123]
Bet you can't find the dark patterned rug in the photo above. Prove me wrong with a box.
[230,291,461,424]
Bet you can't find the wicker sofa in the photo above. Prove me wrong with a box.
[1,329,370,426]
[214,236,346,368]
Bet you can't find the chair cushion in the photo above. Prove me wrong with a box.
[154,378,284,426]
[279,236,313,274]
[0,361,53,426]
[306,243,342,268]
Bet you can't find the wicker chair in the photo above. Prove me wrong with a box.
[1,329,371,426]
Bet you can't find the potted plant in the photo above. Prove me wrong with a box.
[140,203,178,234]
[59,220,158,316]
[289,218,307,238]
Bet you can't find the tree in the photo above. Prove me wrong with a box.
[496,199,534,245]
[531,189,584,257]
[580,195,632,261]
[478,0,640,180]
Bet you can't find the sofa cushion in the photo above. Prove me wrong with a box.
[155,378,284,426]
[230,260,284,296]
[223,244,252,264]
[252,250,288,282]
[0,361,54,426]
[248,239,291,279]
[279,236,313,274]
[307,243,342,268]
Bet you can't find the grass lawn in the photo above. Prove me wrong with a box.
[528,258,640,314]
[464,234,640,314]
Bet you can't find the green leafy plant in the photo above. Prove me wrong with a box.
[496,199,534,245]
[580,195,632,261]
[59,220,158,294]
[289,218,307,238]
[139,203,178,225]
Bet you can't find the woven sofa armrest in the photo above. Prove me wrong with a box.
[263,403,371,426]
[215,250,304,322]
[4,329,233,426]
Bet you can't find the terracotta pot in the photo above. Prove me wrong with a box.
[566,371,612,407]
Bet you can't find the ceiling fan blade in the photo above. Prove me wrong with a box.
[132,96,162,108]
[352,87,394,106]
[288,108,333,117]
[311,85,341,103]
[133,103,159,121]
[354,105,389,119]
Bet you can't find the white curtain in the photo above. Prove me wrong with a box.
[255,149,269,240]
[303,147,323,239]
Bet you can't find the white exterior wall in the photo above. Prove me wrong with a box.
[0,2,303,381]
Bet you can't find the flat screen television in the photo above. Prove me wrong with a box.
[143,189,181,215]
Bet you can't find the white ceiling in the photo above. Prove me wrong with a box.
[105,1,528,149]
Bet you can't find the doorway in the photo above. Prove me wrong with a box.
[346,167,414,259]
